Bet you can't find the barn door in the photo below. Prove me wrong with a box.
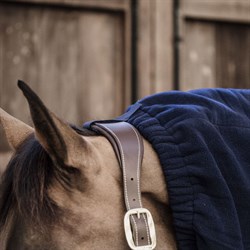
[178,0,250,90]
[0,0,132,153]
[0,0,132,123]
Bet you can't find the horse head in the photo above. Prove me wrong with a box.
[0,81,176,249]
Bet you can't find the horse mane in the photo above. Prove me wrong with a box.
[0,125,97,231]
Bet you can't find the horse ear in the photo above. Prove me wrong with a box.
[0,108,33,150]
[17,80,87,167]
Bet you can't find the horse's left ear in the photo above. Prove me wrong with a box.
[0,108,33,150]
[17,80,88,168]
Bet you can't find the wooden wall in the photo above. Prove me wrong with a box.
[0,0,131,125]
[0,0,132,164]
[178,0,250,90]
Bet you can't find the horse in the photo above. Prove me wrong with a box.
[2,82,250,250]
[0,81,177,250]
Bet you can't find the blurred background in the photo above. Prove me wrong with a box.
[0,0,250,171]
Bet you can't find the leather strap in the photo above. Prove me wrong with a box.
[91,122,156,249]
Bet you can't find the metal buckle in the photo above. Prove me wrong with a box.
[124,208,156,250]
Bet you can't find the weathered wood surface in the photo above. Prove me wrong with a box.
[216,23,250,88]
[0,1,132,151]
[2,0,129,11]
[179,0,250,90]
[179,21,216,90]
[137,0,174,98]
[0,3,129,124]
[180,0,250,23]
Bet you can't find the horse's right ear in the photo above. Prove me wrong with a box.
[0,108,33,150]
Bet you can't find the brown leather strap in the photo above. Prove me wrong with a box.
[92,122,156,249]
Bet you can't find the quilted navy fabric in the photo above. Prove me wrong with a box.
[85,89,250,249]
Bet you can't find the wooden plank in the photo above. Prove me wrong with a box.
[137,0,152,98]
[113,13,124,115]
[179,20,250,90]
[180,0,250,23]
[137,0,174,99]
[0,3,128,127]
[76,13,125,121]
[179,21,216,90]
[2,0,129,11]
[37,8,80,122]
[216,23,250,88]
[154,0,173,93]
[178,0,250,91]
[124,1,132,107]
[0,6,33,123]
[0,31,11,154]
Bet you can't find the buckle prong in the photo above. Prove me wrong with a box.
[137,210,141,219]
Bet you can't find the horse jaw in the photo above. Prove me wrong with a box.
[0,108,33,150]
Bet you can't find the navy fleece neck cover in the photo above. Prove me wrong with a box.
[85,88,250,249]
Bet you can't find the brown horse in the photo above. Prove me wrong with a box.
[0,82,177,249]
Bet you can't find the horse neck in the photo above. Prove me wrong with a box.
[0,213,13,250]
[141,139,169,203]
[0,136,177,250]
[1,215,53,250]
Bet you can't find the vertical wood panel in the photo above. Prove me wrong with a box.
[137,0,174,98]
[216,23,250,88]
[0,7,34,122]
[137,0,152,98]
[180,20,250,90]
[154,0,173,93]
[179,0,250,90]
[77,13,124,121]
[179,21,216,90]
[179,0,250,23]
[37,9,80,122]
[0,3,127,125]
[9,0,129,10]
[124,6,132,107]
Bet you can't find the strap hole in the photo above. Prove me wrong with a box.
[141,237,144,240]
[133,198,136,201]
[131,178,134,181]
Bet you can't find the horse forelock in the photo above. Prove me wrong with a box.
[0,125,96,232]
